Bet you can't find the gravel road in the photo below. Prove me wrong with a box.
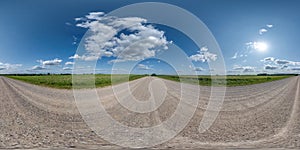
[0,76,299,149]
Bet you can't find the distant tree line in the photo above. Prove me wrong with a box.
[257,73,298,76]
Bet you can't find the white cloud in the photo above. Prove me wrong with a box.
[200,46,208,52]
[258,24,273,35]
[261,57,275,62]
[194,67,204,72]
[246,41,267,51]
[281,65,288,69]
[137,64,152,70]
[291,68,300,71]
[266,24,273,28]
[85,12,105,20]
[231,52,238,59]
[264,65,278,70]
[0,62,22,71]
[260,57,300,72]
[74,12,169,62]
[31,65,46,70]
[259,28,268,35]
[275,59,290,65]
[262,57,300,67]
[232,65,255,73]
[65,61,75,65]
[65,22,72,26]
[69,54,99,61]
[63,67,72,70]
[38,58,62,66]
[189,65,205,72]
[189,47,217,62]
[69,54,81,59]
[72,36,77,45]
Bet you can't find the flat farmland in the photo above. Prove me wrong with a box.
[7,74,146,89]
[157,75,292,86]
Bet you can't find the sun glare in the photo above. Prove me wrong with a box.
[254,42,268,52]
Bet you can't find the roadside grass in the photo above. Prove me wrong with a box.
[7,74,146,89]
[6,74,294,89]
[157,75,293,86]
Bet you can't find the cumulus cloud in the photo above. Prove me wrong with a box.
[73,12,169,62]
[261,57,300,72]
[259,28,268,35]
[262,57,300,66]
[38,58,62,66]
[259,24,273,35]
[200,46,209,52]
[266,24,273,28]
[69,54,99,61]
[281,65,288,69]
[189,46,217,62]
[232,65,255,73]
[261,57,275,62]
[137,64,152,70]
[264,65,278,70]
[275,59,290,65]
[31,65,46,70]
[65,61,75,65]
[0,62,22,71]
[194,67,204,72]
[63,67,72,70]
[243,68,255,73]
[291,68,300,71]
[189,65,204,72]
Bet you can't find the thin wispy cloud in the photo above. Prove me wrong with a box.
[65,22,72,26]
[189,65,204,72]
[63,67,72,70]
[231,52,238,59]
[137,64,152,70]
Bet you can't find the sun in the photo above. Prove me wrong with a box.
[254,42,268,52]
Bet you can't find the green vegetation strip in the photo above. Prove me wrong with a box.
[156,75,293,87]
[7,74,146,89]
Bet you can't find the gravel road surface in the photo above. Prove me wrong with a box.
[0,76,299,149]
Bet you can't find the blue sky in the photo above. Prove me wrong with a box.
[1,0,300,75]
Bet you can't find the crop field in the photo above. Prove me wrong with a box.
[157,75,293,86]
[7,74,146,89]
[5,74,293,89]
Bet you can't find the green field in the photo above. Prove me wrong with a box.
[7,74,146,89]
[157,75,293,86]
[5,74,294,89]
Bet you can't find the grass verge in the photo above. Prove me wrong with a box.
[156,75,293,86]
[7,74,146,89]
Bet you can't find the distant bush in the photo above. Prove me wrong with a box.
[151,73,157,76]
